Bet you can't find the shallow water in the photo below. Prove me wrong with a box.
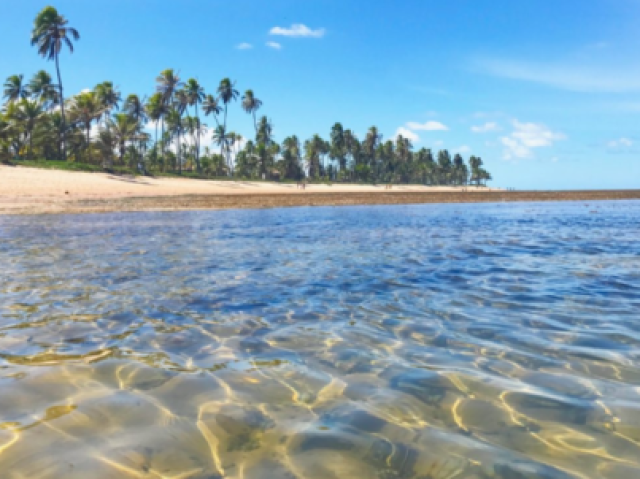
[1,201,640,479]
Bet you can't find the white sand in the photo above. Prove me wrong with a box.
[0,165,498,200]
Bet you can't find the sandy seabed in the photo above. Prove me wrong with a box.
[1,165,639,215]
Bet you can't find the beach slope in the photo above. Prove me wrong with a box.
[1,165,638,215]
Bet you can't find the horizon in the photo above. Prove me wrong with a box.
[2,0,639,189]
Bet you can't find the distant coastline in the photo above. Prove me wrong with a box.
[1,166,638,215]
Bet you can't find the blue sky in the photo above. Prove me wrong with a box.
[2,0,639,189]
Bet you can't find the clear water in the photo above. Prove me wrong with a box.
[1,201,640,479]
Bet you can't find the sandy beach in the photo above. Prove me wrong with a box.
[1,165,639,215]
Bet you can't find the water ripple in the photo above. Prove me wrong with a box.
[1,201,640,478]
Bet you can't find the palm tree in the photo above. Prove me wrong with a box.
[145,92,163,163]
[469,156,484,186]
[217,78,238,130]
[107,113,139,165]
[3,75,29,102]
[95,127,116,169]
[437,149,452,185]
[282,135,302,179]
[13,99,45,159]
[69,91,105,155]
[123,94,146,123]
[94,81,121,124]
[184,79,205,171]
[124,94,147,168]
[212,124,229,173]
[203,94,222,127]
[241,89,263,135]
[156,69,182,104]
[364,126,382,174]
[31,6,79,160]
[28,70,58,108]
[155,69,183,160]
[173,89,190,174]
[164,107,182,172]
[256,116,274,145]
[330,122,346,175]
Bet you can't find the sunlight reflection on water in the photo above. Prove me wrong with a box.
[1,201,640,478]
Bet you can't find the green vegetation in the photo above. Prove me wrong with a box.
[1,6,493,186]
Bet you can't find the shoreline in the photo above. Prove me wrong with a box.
[3,190,640,216]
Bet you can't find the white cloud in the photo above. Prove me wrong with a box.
[501,137,531,160]
[406,121,449,131]
[475,57,640,93]
[501,120,565,160]
[471,122,500,133]
[511,120,565,147]
[236,43,253,50]
[456,145,471,154]
[607,137,633,148]
[395,127,420,143]
[270,24,325,38]
[266,41,282,50]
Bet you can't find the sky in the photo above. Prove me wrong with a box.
[2,0,639,189]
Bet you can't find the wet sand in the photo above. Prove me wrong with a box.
[1,165,639,215]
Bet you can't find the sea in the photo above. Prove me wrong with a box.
[1,200,639,478]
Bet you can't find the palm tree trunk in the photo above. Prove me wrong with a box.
[178,129,182,174]
[195,103,201,172]
[55,53,67,161]
[86,124,91,162]
[160,116,165,167]
[253,111,257,136]
[28,130,33,161]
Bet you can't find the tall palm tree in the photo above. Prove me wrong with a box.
[145,92,163,163]
[94,81,121,125]
[282,135,302,179]
[184,79,205,171]
[173,89,190,174]
[123,94,146,123]
[69,91,105,154]
[217,78,238,130]
[164,107,182,172]
[3,75,29,102]
[124,94,147,168]
[203,94,221,127]
[155,69,183,160]
[212,124,229,171]
[241,89,262,135]
[330,122,346,174]
[95,127,116,169]
[107,113,139,165]
[256,116,273,145]
[31,6,79,160]
[28,70,58,108]
[156,69,182,104]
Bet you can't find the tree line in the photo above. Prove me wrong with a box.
[0,6,493,186]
